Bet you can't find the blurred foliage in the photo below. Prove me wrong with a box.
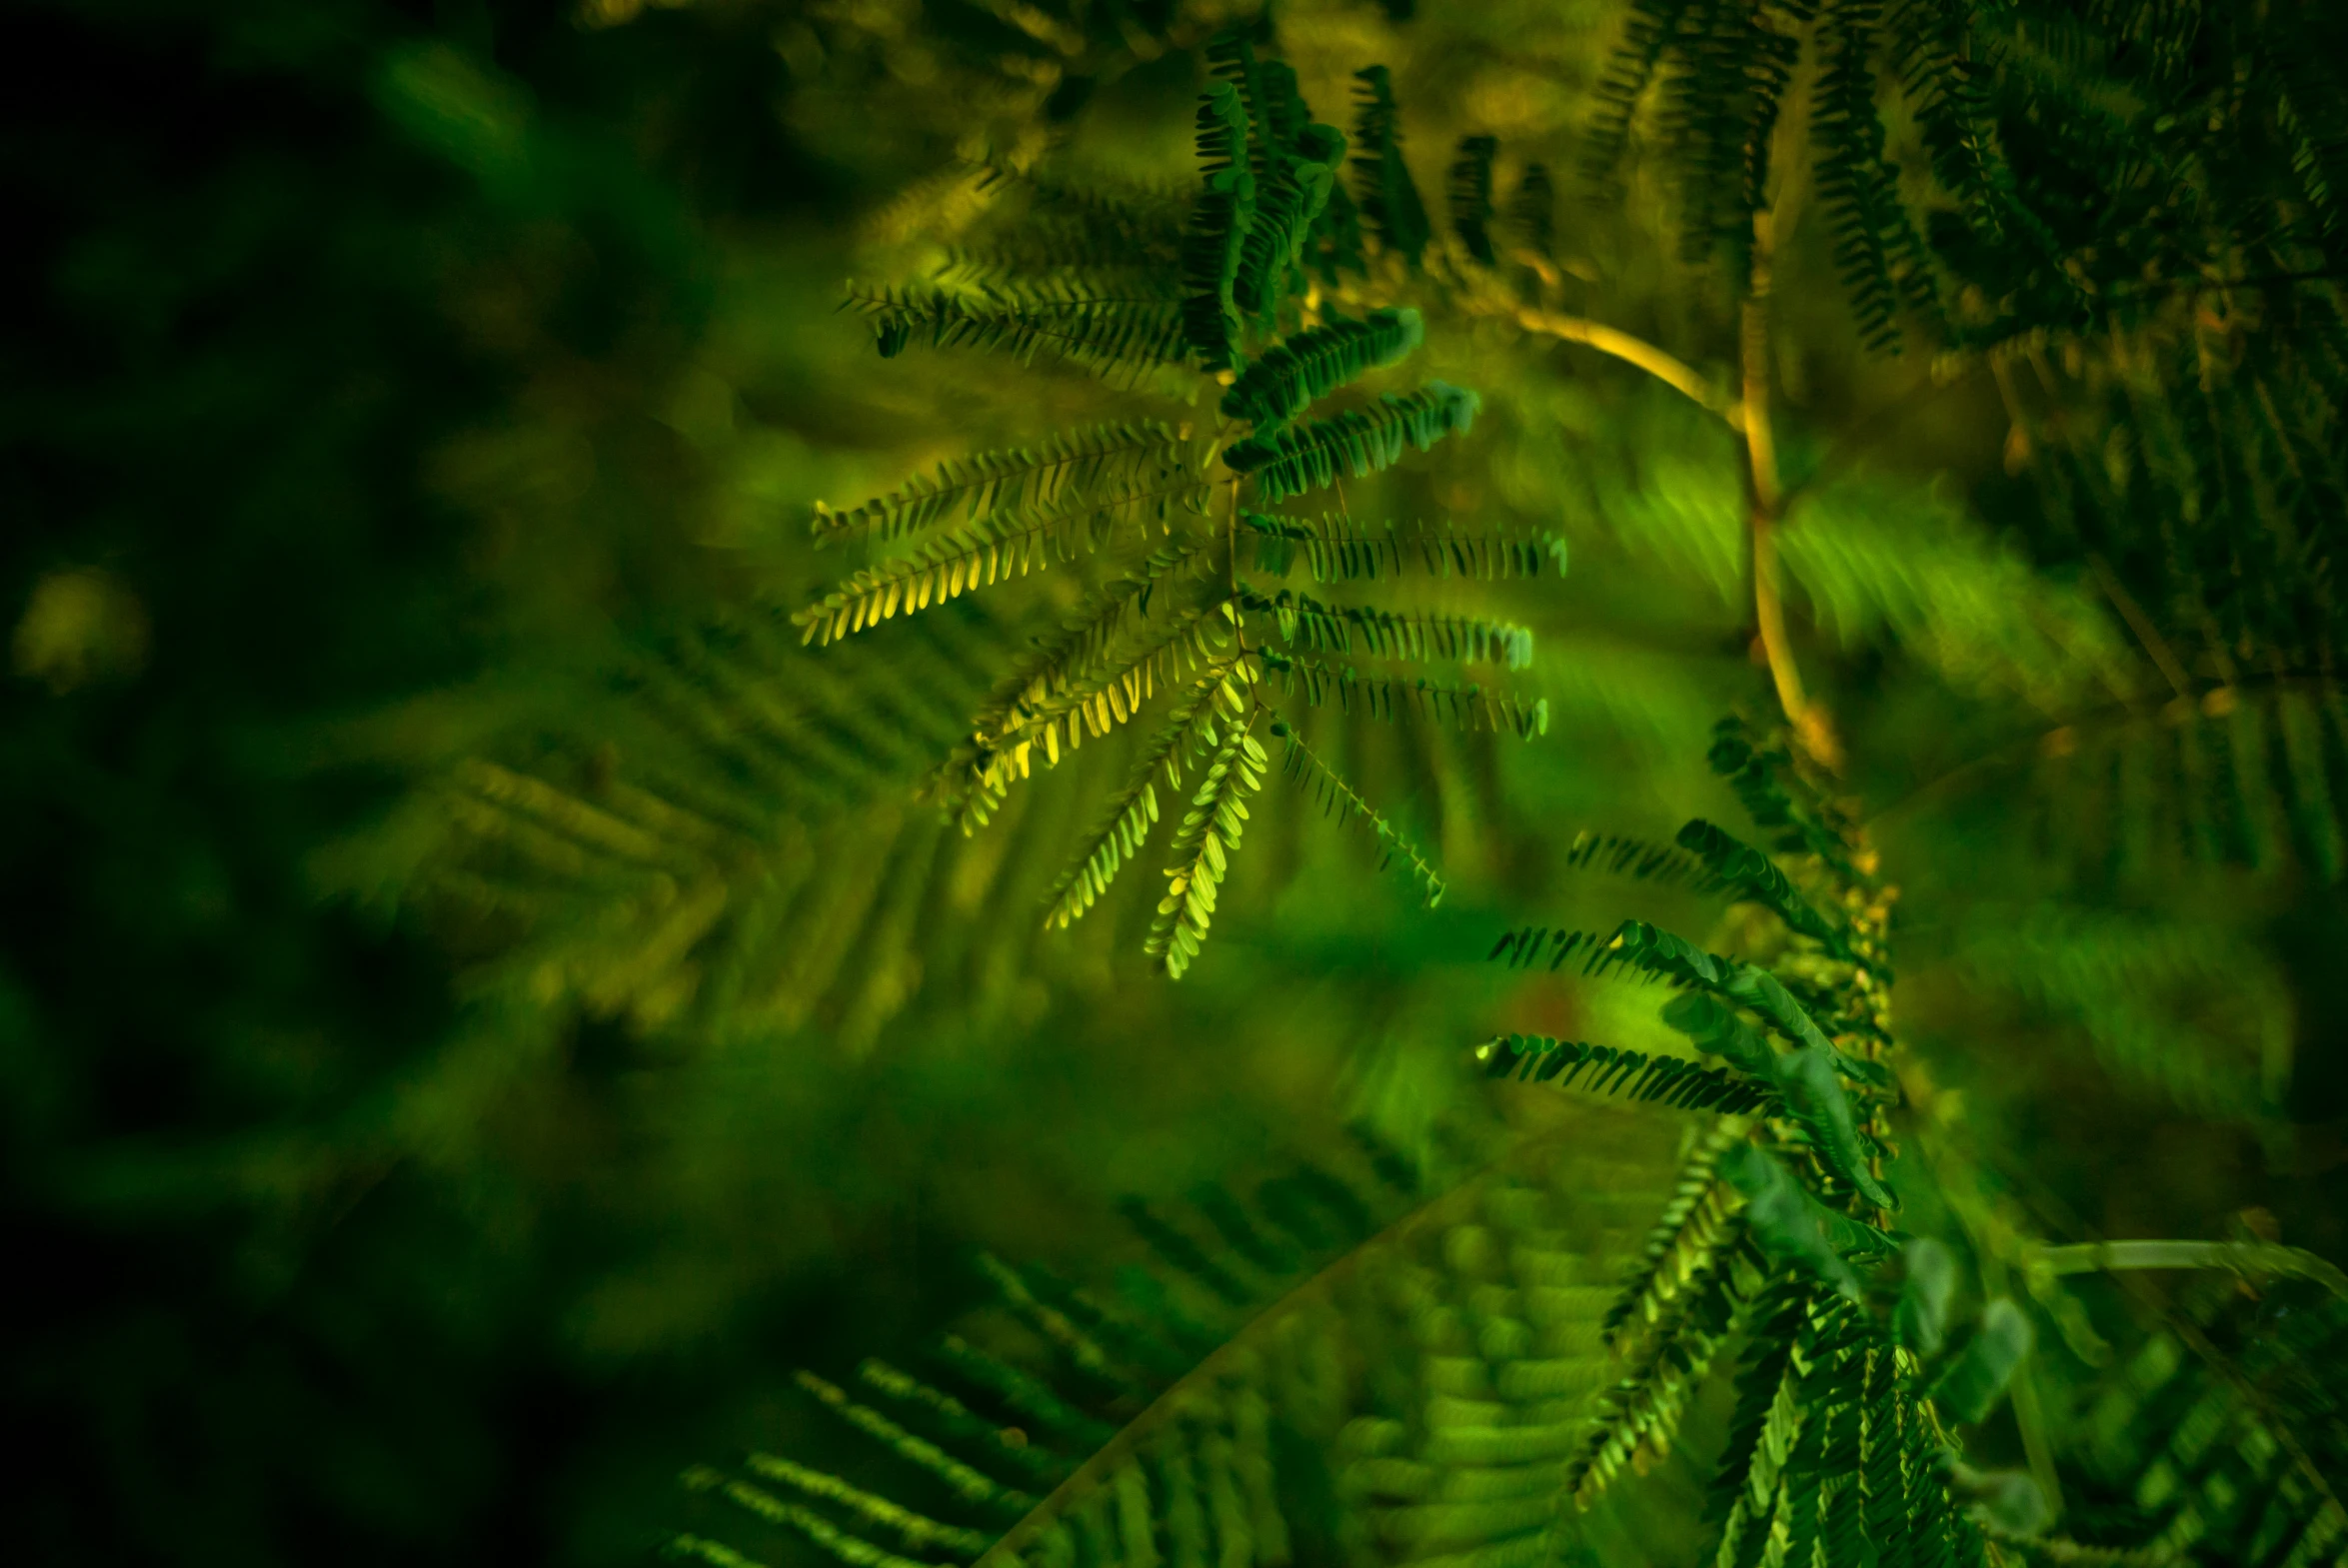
[7,2,2348,1567]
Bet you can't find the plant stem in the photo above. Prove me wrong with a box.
[2030,1239,2348,1301]
[1510,306,1741,427]
[1740,209,1839,770]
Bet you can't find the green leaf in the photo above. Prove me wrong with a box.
[1241,585,1530,669]
[1145,721,1270,977]
[812,422,1199,549]
[1231,153,1338,321]
[1928,1299,2033,1424]
[1660,990,1773,1075]
[1043,664,1252,931]
[1478,1033,1777,1116]
[1895,1238,1957,1358]
[1219,310,1422,429]
[845,282,1190,387]
[1240,511,1556,583]
[1718,1144,1866,1303]
[1673,818,1853,957]
[1178,81,1254,371]
[1222,382,1479,504]
[793,486,1209,646]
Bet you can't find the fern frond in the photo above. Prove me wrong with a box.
[1478,1033,1778,1116]
[1349,66,1430,264]
[1584,0,1697,196]
[854,1360,1077,1487]
[1267,720,1443,906]
[1146,718,1269,978]
[1223,382,1481,504]
[1219,310,1424,429]
[1558,828,1711,889]
[716,1453,997,1554]
[1202,32,1345,322]
[1448,135,1498,267]
[980,602,1233,768]
[1672,818,1853,957]
[1488,917,1892,1206]
[686,1107,1700,1568]
[1232,151,1338,321]
[1043,663,1253,931]
[2069,1277,2348,1568]
[1242,585,1529,671]
[1205,29,1280,181]
[1259,649,1549,739]
[813,423,1198,549]
[1709,717,1863,878]
[1488,924,1619,974]
[1811,0,1939,350]
[1179,82,1256,372]
[1569,1227,1756,1508]
[930,251,1177,303]
[1705,1275,1812,1544]
[932,1333,1118,1450]
[845,283,1190,385]
[1605,1118,1750,1345]
[954,540,1223,778]
[793,485,1207,647]
[673,1494,929,1568]
[939,224,1182,280]
[1241,512,1555,584]
[797,1371,1040,1520]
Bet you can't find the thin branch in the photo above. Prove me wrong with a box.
[1510,306,1743,426]
[1863,671,2343,834]
[1741,205,1840,771]
[2029,1239,2348,1302]
[2084,553,2192,701]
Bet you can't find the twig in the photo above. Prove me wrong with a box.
[2028,1239,2348,1303]
[1509,306,1742,427]
[1741,206,1840,771]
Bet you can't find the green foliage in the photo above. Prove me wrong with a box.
[1671,817,1851,957]
[849,284,1191,386]
[1267,720,1444,905]
[1145,720,1270,978]
[31,5,2348,1565]
[1222,383,1481,504]
[1348,66,1431,265]
[813,425,1198,551]
[1043,665,1255,932]
[2055,1276,2348,1568]
[1178,80,1257,370]
[1241,513,1557,584]
[1242,586,1530,669]
[1478,1031,1776,1115]
[1894,1240,1957,1359]
[1926,1299,2033,1426]
[1219,310,1424,429]
[1948,905,2293,1116]
[773,33,1546,977]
